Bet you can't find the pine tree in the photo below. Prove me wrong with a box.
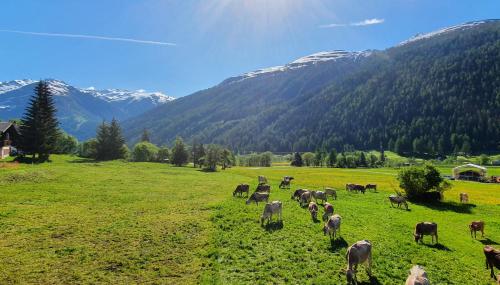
[327,148,337,167]
[20,81,59,162]
[141,129,150,142]
[108,118,126,160]
[95,121,110,160]
[171,137,189,166]
[291,152,303,167]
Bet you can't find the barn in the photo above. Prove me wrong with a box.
[452,163,487,182]
[0,122,21,159]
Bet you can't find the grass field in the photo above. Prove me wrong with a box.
[0,156,499,284]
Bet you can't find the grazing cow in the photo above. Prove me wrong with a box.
[323,214,341,240]
[279,176,294,189]
[300,191,312,207]
[308,202,319,220]
[405,265,430,285]
[291,189,309,201]
[365,184,377,191]
[460,193,469,203]
[389,195,409,210]
[246,192,270,205]
[345,240,372,285]
[484,246,500,280]
[414,222,438,244]
[261,201,282,225]
[233,184,249,197]
[258,175,268,185]
[256,184,271,193]
[311,190,327,203]
[469,221,485,239]
[324,188,337,200]
[323,202,334,221]
[346,183,355,191]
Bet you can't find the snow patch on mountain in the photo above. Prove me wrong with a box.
[226,50,372,83]
[398,20,492,46]
[0,79,37,94]
[0,79,174,104]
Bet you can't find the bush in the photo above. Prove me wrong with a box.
[55,133,79,154]
[397,164,451,201]
[132,142,159,162]
[157,146,170,163]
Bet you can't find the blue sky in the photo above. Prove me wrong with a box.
[0,0,498,97]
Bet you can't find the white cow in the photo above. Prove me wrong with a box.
[260,201,282,225]
[405,265,430,285]
[346,240,372,285]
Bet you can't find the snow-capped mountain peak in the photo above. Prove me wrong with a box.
[81,88,174,104]
[0,79,37,94]
[225,50,372,84]
[398,20,496,46]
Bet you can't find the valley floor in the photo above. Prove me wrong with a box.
[0,156,499,284]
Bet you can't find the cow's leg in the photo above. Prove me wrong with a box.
[481,229,484,237]
[367,252,372,276]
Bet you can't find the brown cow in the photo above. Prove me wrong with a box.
[460,193,469,203]
[261,201,282,225]
[246,192,270,205]
[256,184,271,193]
[414,222,438,244]
[322,202,334,221]
[233,184,249,197]
[324,188,337,200]
[308,202,319,221]
[469,221,485,239]
[365,184,377,191]
[389,195,408,210]
[345,240,372,285]
[300,191,312,207]
[279,176,294,189]
[291,189,308,201]
[484,246,500,280]
[311,190,327,203]
[323,214,341,240]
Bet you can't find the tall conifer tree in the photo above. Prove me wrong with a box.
[20,81,59,162]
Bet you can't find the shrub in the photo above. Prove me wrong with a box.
[397,164,451,201]
[132,142,159,162]
[157,146,170,163]
[79,139,98,158]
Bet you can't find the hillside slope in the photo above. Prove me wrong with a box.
[124,20,500,154]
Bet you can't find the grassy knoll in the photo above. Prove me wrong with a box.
[1,156,499,284]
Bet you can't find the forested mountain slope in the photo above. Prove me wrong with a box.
[124,20,500,154]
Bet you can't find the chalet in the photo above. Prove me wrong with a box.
[0,122,20,159]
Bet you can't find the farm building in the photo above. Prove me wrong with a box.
[452,163,487,181]
[0,122,20,159]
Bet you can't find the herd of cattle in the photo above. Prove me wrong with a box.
[232,175,500,284]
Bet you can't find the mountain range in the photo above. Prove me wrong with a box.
[0,79,174,140]
[123,20,500,155]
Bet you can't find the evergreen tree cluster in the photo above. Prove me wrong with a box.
[95,119,127,161]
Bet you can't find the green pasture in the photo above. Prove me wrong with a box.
[0,156,499,284]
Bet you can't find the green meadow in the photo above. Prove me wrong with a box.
[0,156,499,284]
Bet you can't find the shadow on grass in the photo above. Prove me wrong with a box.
[329,236,348,252]
[262,220,283,232]
[412,200,476,214]
[69,158,96,163]
[479,238,499,245]
[358,276,381,285]
[422,243,452,251]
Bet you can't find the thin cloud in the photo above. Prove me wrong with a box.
[320,18,385,28]
[0,29,176,46]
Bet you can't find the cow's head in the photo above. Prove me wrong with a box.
[414,233,421,243]
[346,269,357,284]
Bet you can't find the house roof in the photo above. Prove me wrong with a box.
[452,163,487,177]
[0,122,13,133]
